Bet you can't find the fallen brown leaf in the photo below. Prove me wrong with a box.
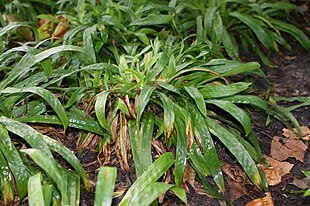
[270,136,308,162]
[246,192,274,206]
[289,177,310,189]
[264,156,294,177]
[259,166,281,186]
[282,126,310,140]
[222,163,247,202]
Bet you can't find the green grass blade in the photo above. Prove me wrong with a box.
[94,167,117,206]
[1,87,69,131]
[129,182,173,206]
[157,92,175,139]
[171,186,187,204]
[21,149,69,204]
[0,150,14,205]
[130,14,172,26]
[0,116,52,157]
[28,173,45,206]
[129,113,154,177]
[0,125,32,198]
[205,117,263,189]
[200,82,251,99]
[15,114,106,136]
[221,95,268,111]
[184,86,207,116]
[136,86,155,122]
[119,152,174,206]
[95,91,110,129]
[230,12,274,50]
[0,117,89,190]
[0,45,88,91]
[206,99,252,136]
[174,111,187,187]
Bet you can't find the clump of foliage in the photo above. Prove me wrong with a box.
[0,0,306,205]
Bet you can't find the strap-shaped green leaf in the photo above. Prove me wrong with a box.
[119,152,174,205]
[206,99,252,136]
[1,87,69,131]
[206,117,263,189]
[0,45,88,91]
[230,12,275,50]
[28,173,45,206]
[136,86,155,122]
[0,117,89,190]
[95,167,117,206]
[184,86,207,116]
[0,125,32,198]
[0,150,14,205]
[21,149,69,204]
[95,91,110,129]
[200,82,251,99]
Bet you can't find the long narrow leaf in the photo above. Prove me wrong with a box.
[95,167,117,206]
[1,87,69,131]
[28,173,45,206]
[119,152,174,205]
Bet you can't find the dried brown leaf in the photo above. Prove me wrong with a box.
[264,156,294,177]
[289,177,310,189]
[270,136,308,162]
[246,192,274,206]
[282,126,310,140]
[222,163,247,202]
[258,166,281,186]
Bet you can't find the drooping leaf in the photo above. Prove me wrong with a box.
[119,152,174,205]
[136,86,155,122]
[1,87,69,131]
[0,125,32,198]
[206,117,264,190]
[95,91,110,129]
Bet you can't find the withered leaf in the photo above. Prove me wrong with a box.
[282,126,310,140]
[289,177,310,189]
[246,192,274,206]
[222,163,247,202]
[270,136,308,162]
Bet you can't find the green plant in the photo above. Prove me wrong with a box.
[0,0,305,205]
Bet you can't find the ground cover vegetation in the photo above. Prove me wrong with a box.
[0,0,309,205]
